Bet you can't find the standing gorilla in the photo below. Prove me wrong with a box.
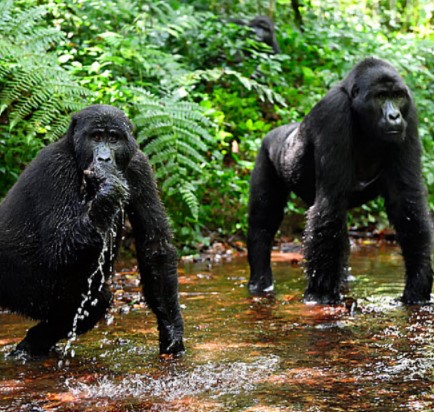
[0,105,184,357]
[248,58,433,304]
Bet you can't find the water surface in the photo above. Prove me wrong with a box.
[1,241,433,411]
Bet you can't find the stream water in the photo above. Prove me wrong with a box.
[1,241,433,411]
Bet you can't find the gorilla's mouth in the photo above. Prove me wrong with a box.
[382,129,405,142]
[384,128,404,136]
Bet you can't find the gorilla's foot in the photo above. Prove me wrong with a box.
[8,339,52,360]
[400,292,431,306]
[248,278,274,295]
[401,276,432,305]
[160,336,185,358]
[303,290,342,305]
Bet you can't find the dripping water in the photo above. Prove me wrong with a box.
[59,205,125,367]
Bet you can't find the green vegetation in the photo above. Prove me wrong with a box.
[1,0,433,252]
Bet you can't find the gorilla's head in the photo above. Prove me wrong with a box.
[343,58,413,143]
[67,105,137,172]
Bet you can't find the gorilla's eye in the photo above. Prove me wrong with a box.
[392,91,405,99]
[351,85,359,98]
[92,134,102,143]
[108,131,124,144]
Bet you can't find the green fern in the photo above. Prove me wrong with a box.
[133,89,213,219]
[181,68,287,107]
[0,1,90,139]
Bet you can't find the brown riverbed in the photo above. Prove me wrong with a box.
[1,241,434,411]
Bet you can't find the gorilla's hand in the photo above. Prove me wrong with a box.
[84,163,129,230]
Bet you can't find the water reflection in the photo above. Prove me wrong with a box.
[1,242,434,411]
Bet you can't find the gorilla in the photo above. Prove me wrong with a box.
[231,15,280,55]
[0,105,184,357]
[247,16,280,54]
[247,57,433,304]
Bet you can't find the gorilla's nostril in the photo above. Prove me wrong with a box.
[388,111,401,121]
[97,156,112,163]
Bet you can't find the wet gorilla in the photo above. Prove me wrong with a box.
[0,105,184,357]
[248,58,433,304]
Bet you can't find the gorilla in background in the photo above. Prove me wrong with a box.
[231,15,280,55]
[0,105,184,357]
[247,16,280,54]
[247,57,433,304]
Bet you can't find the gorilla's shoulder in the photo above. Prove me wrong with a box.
[125,150,158,194]
[127,150,152,175]
[19,137,77,189]
[26,137,75,173]
[37,137,74,163]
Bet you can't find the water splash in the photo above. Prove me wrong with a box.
[59,206,125,367]
[65,355,280,401]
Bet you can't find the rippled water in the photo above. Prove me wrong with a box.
[1,241,434,411]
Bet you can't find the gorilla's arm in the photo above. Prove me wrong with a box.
[382,126,433,303]
[19,140,126,272]
[125,151,184,355]
[303,87,353,303]
[0,142,102,273]
[36,146,127,265]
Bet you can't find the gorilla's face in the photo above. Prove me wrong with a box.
[67,105,138,172]
[350,68,411,143]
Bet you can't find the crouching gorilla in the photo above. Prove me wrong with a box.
[248,58,433,304]
[0,105,184,357]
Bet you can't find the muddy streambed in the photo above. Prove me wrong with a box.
[1,241,434,411]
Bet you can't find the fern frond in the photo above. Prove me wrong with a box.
[132,88,214,219]
[6,6,48,41]
[179,183,199,220]
[139,133,176,154]
[173,126,208,151]
[175,140,206,163]
[46,116,72,140]
[176,153,203,174]
[181,68,287,107]
[0,0,14,26]
[0,2,90,140]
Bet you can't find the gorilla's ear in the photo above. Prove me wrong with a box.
[351,85,359,99]
[66,115,78,144]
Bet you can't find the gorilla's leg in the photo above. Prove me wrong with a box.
[10,286,112,357]
[247,147,288,294]
[385,190,433,304]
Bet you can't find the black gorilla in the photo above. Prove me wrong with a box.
[247,16,280,54]
[231,16,280,55]
[247,57,433,304]
[0,105,184,357]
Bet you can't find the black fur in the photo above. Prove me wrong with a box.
[247,58,433,304]
[231,15,280,55]
[248,16,280,54]
[0,105,184,357]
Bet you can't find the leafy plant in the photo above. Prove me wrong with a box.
[133,89,215,220]
[0,0,90,196]
[1,0,433,250]
[0,0,90,140]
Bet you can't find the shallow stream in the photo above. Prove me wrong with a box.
[1,241,433,411]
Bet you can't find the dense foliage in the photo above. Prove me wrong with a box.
[1,0,433,252]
